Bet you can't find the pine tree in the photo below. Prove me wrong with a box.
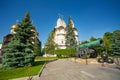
[2,40,23,69]
[110,30,120,57]
[65,16,77,48]
[2,12,36,69]
[33,38,41,56]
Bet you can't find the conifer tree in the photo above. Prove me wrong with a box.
[2,12,36,69]
[33,38,41,56]
[110,30,120,57]
[65,16,77,48]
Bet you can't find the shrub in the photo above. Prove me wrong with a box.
[54,48,76,58]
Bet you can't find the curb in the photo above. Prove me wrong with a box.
[11,61,47,80]
[10,59,58,80]
[38,61,46,77]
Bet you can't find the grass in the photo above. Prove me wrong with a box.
[0,57,58,80]
[35,56,58,61]
[0,61,45,80]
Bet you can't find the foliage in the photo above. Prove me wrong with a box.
[54,48,76,58]
[103,30,120,57]
[41,48,45,56]
[110,30,120,57]
[95,46,105,56]
[103,32,113,53]
[2,12,36,69]
[0,61,45,80]
[80,40,89,44]
[45,30,57,54]
[35,56,58,61]
[33,39,41,56]
[90,36,97,42]
[65,16,77,48]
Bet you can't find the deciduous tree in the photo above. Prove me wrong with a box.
[45,30,56,54]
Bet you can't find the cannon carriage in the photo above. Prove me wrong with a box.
[76,39,103,58]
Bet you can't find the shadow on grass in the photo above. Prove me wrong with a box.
[33,61,45,66]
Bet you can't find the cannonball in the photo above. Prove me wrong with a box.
[98,58,104,63]
[101,54,108,59]
[107,58,114,64]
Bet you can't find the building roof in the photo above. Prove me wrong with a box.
[31,26,36,31]
[56,18,66,28]
[11,25,19,29]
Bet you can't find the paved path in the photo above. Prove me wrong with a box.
[39,59,120,80]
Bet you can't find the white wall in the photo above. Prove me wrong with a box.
[0,44,2,49]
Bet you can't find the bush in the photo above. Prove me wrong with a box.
[54,48,76,58]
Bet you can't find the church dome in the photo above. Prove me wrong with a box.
[56,18,66,28]
[57,18,63,26]
[11,25,19,29]
[62,20,66,27]
[35,32,39,36]
[31,26,36,31]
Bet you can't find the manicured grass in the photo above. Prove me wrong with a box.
[0,57,58,80]
[35,56,58,61]
[0,61,45,80]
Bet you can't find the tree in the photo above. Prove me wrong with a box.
[110,30,120,57]
[2,12,36,69]
[33,39,41,56]
[65,16,77,48]
[90,36,97,42]
[54,48,76,58]
[45,30,56,54]
[103,32,113,53]
[80,40,89,44]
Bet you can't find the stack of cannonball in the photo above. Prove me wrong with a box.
[98,54,114,64]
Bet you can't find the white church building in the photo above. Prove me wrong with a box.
[53,17,79,49]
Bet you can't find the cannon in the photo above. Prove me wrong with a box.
[76,39,103,58]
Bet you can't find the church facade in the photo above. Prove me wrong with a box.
[53,17,79,49]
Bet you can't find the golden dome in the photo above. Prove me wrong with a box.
[11,25,19,29]
[31,26,36,31]
[35,32,39,35]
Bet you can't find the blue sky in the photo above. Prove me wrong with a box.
[0,0,120,45]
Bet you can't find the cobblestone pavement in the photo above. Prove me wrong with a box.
[38,59,120,80]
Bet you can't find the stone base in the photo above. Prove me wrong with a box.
[113,58,120,65]
[69,58,99,64]
[69,58,115,65]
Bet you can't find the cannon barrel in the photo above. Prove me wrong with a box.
[77,39,103,50]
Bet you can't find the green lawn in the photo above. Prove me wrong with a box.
[35,56,58,61]
[0,61,45,80]
[0,57,58,80]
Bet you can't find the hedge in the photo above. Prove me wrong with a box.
[54,48,76,58]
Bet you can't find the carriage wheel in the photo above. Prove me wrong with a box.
[80,53,87,59]
[90,52,98,58]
